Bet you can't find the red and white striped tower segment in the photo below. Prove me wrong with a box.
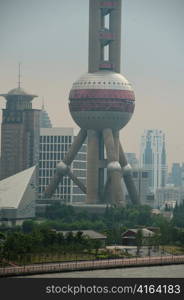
[44,0,139,206]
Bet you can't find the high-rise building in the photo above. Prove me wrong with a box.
[39,128,87,203]
[0,87,40,180]
[123,168,153,206]
[140,129,167,193]
[125,153,139,168]
[171,163,181,187]
[181,163,184,189]
[40,103,52,128]
[156,186,181,209]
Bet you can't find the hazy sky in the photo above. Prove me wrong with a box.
[0,0,183,170]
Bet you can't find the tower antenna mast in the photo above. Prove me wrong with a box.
[18,62,21,88]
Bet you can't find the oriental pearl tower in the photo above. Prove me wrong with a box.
[44,0,140,206]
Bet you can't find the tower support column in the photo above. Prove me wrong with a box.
[86,130,100,203]
[119,142,140,205]
[103,128,125,206]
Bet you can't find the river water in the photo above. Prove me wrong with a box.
[25,264,184,278]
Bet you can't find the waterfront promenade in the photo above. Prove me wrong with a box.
[1,255,184,277]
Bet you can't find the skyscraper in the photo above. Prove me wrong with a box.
[171,163,182,187]
[140,129,167,193]
[0,87,40,179]
[40,103,52,128]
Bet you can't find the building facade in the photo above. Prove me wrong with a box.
[124,168,153,206]
[0,87,40,180]
[171,163,181,187]
[140,129,167,193]
[156,186,181,209]
[39,128,87,203]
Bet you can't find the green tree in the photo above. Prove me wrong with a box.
[22,220,36,233]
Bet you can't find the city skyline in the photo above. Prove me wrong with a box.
[0,0,183,170]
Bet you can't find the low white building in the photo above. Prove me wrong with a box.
[0,166,36,226]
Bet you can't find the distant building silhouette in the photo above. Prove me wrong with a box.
[140,129,167,193]
[0,87,40,180]
[156,186,181,209]
[40,103,52,128]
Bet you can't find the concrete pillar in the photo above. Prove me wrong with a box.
[98,132,105,202]
[103,176,112,204]
[88,0,101,72]
[109,0,122,73]
[86,130,100,203]
[64,129,87,165]
[103,128,125,206]
[113,130,120,161]
[44,172,62,198]
[119,142,140,205]
[67,169,87,194]
[44,129,87,198]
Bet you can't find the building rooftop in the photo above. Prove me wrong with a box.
[0,87,37,98]
[55,230,107,240]
[122,228,154,238]
[40,127,77,136]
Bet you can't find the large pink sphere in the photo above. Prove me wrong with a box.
[69,71,135,130]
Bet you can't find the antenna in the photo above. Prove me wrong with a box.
[18,62,21,88]
[42,96,45,110]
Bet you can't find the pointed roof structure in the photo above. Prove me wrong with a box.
[0,166,36,221]
[40,101,52,128]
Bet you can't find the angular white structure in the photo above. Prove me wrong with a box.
[0,166,36,226]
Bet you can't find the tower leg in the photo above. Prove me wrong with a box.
[44,129,87,198]
[119,142,140,205]
[86,130,99,204]
[103,128,125,206]
[113,130,120,161]
[98,132,105,202]
[103,176,111,204]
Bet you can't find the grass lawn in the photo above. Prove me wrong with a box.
[161,245,184,255]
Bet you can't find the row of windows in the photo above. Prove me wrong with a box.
[39,154,86,162]
[39,176,71,186]
[73,170,86,177]
[38,187,71,198]
[73,81,131,86]
[73,161,86,169]
[40,144,71,152]
[132,172,148,178]
[39,160,87,169]
[75,153,86,160]
[39,161,57,168]
[39,178,71,187]
[40,136,72,143]
[39,153,66,160]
